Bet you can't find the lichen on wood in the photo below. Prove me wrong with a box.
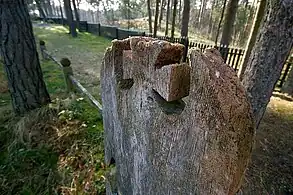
[101,37,255,195]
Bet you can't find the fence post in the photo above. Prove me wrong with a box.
[101,37,255,195]
[60,58,74,93]
[98,23,101,36]
[39,40,49,60]
[116,28,119,39]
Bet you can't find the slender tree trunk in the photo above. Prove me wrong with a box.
[178,0,182,26]
[46,0,53,17]
[35,0,47,21]
[0,0,51,115]
[198,0,207,30]
[171,0,178,39]
[72,0,80,29]
[158,0,165,29]
[165,0,171,35]
[281,55,293,96]
[64,0,77,37]
[220,0,240,47]
[238,0,266,80]
[147,0,153,33]
[214,0,227,45]
[181,0,190,37]
[242,0,293,127]
[154,0,160,37]
[208,0,216,35]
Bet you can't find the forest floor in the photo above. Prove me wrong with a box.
[0,23,292,194]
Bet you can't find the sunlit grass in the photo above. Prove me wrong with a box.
[0,56,107,194]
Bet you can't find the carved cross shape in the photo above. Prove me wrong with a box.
[118,37,191,102]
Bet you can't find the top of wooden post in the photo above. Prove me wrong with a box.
[101,36,255,195]
[39,40,45,46]
[60,58,71,67]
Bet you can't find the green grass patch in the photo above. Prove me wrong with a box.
[0,48,107,194]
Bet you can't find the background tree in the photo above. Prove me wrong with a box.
[154,0,160,36]
[64,0,77,37]
[281,53,293,96]
[241,0,293,127]
[158,0,165,29]
[181,0,190,37]
[220,0,240,46]
[72,0,80,29]
[35,0,47,21]
[0,0,51,115]
[238,0,266,80]
[171,0,178,39]
[165,0,171,35]
[147,0,152,33]
[214,0,227,45]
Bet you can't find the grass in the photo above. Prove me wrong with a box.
[1,22,293,194]
[33,23,111,99]
[0,54,107,194]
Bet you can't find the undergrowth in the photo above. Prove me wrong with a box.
[0,59,107,194]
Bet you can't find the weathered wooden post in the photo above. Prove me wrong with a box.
[60,58,74,93]
[39,40,48,60]
[101,37,255,195]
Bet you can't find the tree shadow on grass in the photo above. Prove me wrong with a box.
[241,100,293,194]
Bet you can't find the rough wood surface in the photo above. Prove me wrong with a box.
[101,37,255,195]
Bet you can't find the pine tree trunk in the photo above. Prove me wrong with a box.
[242,0,293,127]
[198,0,207,31]
[220,0,240,47]
[147,0,153,33]
[63,0,77,37]
[181,0,190,37]
[165,0,171,35]
[208,0,216,35]
[158,0,165,29]
[72,0,80,29]
[238,0,266,80]
[281,56,293,96]
[178,0,182,26]
[46,0,53,17]
[0,0,51,115]
[154,0,160,37]
[214,0,227,45]
[171,0,178,39]
[35,0,47,21]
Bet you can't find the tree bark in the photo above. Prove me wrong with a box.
[147,0,153,33]
[35,0,47,21]
[214,0,227,45]
[154,0,160,37]
[72,0,80,29]
[208,0,216,35]
[238,0,266,80]
[158,0,165,29]
[242,0,293,127]
[220,0,240,47]
[165,0,171,35]
[63,0,77,37]
[281,56,293,96]
[198,0,207,30]
[171,0,178,39]
[180,0,190,37]
[178,0,182,26]
[46,0,53,17]
[0,0,51,115]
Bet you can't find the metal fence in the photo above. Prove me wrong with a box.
[41,17,293,89]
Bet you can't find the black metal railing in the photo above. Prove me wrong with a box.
[38,17,292,89]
